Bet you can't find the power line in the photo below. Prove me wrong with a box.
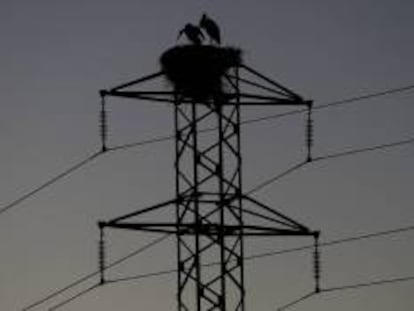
[0,151,102,217]
[38,224,414,310]
[45,268,178,311]
[240,83,414,126]
[313,137,414,162]
[50,275,414,311]
[246,161,308,195]
[107,134,175,152]
[24,220,414,310]
[247,224,414,261]
[104,234,170,271]
[323,275,414,293]
[277,275,414,311]
[21,234,169,311]
[47,284,100,311]
[276,291,316,311]
[314,83,414,111]
[247,135,414,194]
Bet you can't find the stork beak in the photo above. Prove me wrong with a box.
[177,29,184,40]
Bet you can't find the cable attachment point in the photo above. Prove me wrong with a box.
[100,94,108,152]
[305,101,314,162]
[98,223,106,285]
[313,231,321,293]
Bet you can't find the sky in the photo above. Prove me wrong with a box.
[1,1,414,310]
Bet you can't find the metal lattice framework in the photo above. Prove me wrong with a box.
[99,61,318,311]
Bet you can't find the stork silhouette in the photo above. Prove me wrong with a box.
[199,14,221,45]
[178,23,204,45]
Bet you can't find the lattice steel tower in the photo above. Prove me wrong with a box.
[99,44,319,311]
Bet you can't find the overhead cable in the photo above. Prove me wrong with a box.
[21,234,169,311]
[277,275,414,311]
[0,151,102,217]
[23,223,414,310]
[248,136,414,194]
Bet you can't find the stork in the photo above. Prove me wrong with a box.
[177,23,204,45]
[199,14,221,45]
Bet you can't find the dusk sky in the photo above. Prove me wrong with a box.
[1,1,414,310]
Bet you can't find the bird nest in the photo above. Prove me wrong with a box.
[160,45,242,101]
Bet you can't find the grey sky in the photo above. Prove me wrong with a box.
[1,1,413,310]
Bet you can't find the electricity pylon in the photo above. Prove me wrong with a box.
[98,45,319,311]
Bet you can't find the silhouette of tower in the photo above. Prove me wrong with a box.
[99,45,318,311]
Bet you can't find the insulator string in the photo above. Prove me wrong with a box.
[313,232,321,293]
[100,95,108,152]
[306,101,314,162]
[99,225,106,285]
